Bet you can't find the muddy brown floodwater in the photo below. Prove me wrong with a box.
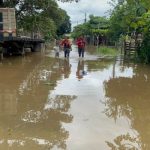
[0,45,150,150]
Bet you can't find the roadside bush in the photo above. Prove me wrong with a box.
[96,46,119,56]
[138,32,150,63]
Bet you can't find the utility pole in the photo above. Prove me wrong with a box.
[84,12,87,23]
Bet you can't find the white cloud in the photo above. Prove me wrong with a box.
[57,0,111,27]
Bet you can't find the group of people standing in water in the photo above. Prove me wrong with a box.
[54,35,86,58]
[53,35,87,80]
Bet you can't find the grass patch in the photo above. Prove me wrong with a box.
[96,46,119,56]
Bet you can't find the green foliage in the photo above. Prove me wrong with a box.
[72,16,110,39]
[138,32,150,63]
[0,0,80,7]
[92,29,109,35]
[0,0,71,39]
[71,23,90,38]
[96,46,119,56]
[89,15,110,29]
[109,0,150,63]
[56,9,71,36]
[109,0,149,40]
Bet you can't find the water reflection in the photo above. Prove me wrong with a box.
[104,61,150,149]
[76,60,84,80]
[44,94,76,113]
[106,133,141,149]
[76,59,86,80]
[86,58,113,72]
[0,54,76,149]
[0,89,17,115]
[61,59,71,79]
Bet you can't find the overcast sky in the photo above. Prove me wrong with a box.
[57,0,112,28]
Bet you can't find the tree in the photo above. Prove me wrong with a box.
[0,0,72,39]
[57,9,71,36]
[72,15,110,45]
[109,0,150,62]
[0,0,80,7]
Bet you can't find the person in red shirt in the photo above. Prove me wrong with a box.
[61,36,71,58]
[76,36,86,58]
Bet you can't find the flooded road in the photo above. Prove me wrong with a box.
[0,45,150,150]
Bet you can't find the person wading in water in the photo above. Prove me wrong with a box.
[61,36,72,58]
[76,35,86,58]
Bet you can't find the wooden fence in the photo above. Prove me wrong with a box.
[124,40,137,56]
